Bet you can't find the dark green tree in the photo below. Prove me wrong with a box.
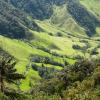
[0,57,25,93]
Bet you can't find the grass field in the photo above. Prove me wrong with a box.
[0,0,100,90]
[0,17,100,90]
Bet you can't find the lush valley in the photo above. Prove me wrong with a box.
[0,0,100,100]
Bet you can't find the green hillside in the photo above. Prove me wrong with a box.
[0,0,100,99]
[0,17,100,90]
[80,0,100,18]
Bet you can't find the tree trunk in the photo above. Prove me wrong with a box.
[0,70,4,93]
[1,77,4,93]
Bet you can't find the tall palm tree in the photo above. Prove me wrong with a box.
[0,56,25,93]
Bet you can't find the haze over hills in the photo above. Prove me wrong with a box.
[0,0,100,99]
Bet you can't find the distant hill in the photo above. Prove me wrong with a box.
[4,0,100,36]
[0,0,42,38]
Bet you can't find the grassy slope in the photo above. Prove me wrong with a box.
[80,0,100,18]
[50,4,86,36]
[80,0,100,35]
[0,16,100,90]
[50,0,100,36]
[0,0,100,91]
[34,20,100,55]
[0,35,48,90]
[80,0,100,53]
[0,32,76,90]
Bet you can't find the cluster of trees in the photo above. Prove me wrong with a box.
[0,53,100,100]
[31,58,100,100]
[31,55,65,67]
[72,44,89,51]
[37,46,71,59]
[67,0,99,36]
[32,63,57,79]
[0,54,25,99]
[6,0,66,20]
[0,0,42,39]
[72,42,100,58]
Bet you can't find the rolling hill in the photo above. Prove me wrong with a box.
[0,0,100,93]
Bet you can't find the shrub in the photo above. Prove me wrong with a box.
[72,44,81,50]
[31,55,64,67]
[56,32,63,37]
[32,63,57,79]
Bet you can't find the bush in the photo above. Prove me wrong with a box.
[93,72,100,86]
[32,63,57,79]
[31,55,64,67]
[0,93,8,100]
[32,59,97,95]
[72,44,81,50]
[56,32,63,37]
[48,33,53,36]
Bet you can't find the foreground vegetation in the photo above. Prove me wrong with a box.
[0,55,100,100]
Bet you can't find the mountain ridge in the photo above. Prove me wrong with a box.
[2,0,100,36]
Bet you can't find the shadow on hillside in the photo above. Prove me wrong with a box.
[66,0,100,36]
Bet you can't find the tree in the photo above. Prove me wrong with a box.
[0,57,25,93]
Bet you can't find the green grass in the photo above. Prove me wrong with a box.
[0,21,100,90]
[29,29,84,56]
[0,8,100,90]
[0,34,76,90]
[20,68,41,91]
[80,0,100,20]
[49,4,86,36]
[0,35,49,90]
